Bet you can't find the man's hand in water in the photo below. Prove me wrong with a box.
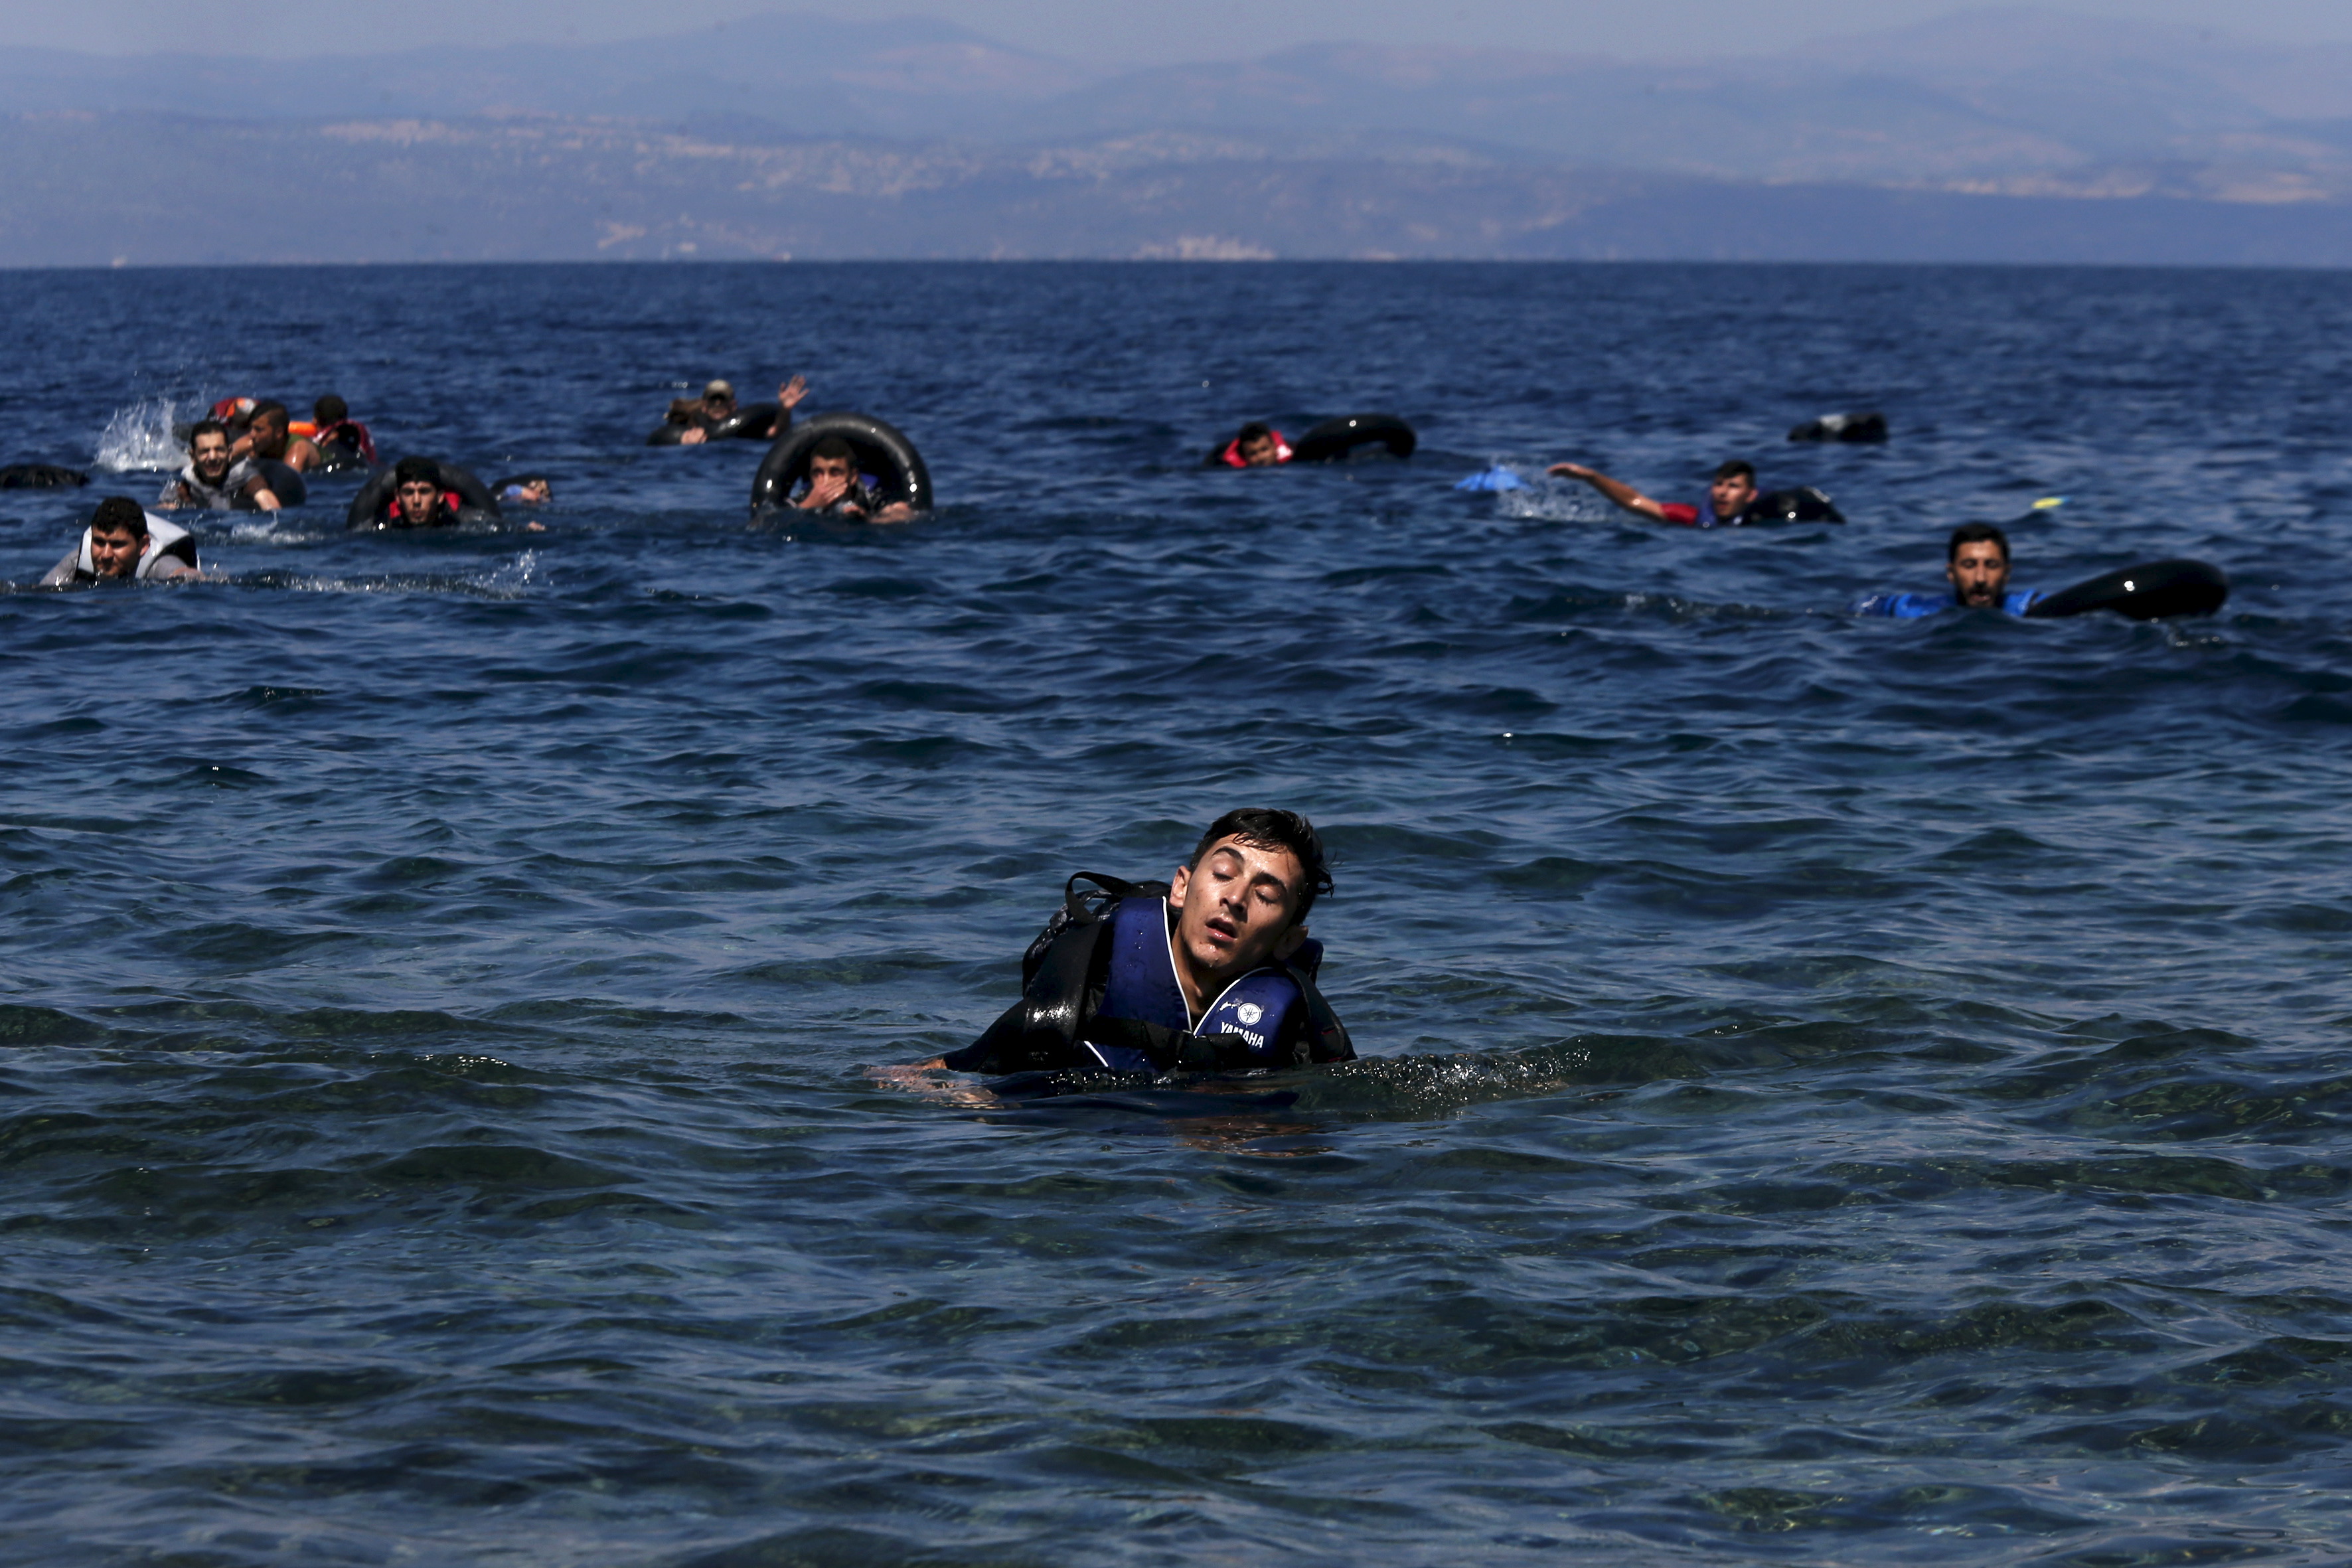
[869,1060,999,1107]
[678,427,709,445]
[778,375,809,412]
[797,471,852,511]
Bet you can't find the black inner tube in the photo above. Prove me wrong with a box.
[347,459,501,529]
[1787,411,1889,443]
[250,457,306,509]
[2025,559,2227,621]
[750,413,931,518]
[712,403,781,442]
[1291,414,1416,464]
[1740,487,1845,524]
[647,402,781,447]
[0,463,89,489]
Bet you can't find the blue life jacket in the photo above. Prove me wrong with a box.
[944,874,1351,1078]
[1851,588,2042,619]
[1086,898,1308,1073]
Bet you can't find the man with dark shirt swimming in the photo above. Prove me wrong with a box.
[1851,522,2043,618]
[882,808,1354,1089]
[1545,457,1760,528]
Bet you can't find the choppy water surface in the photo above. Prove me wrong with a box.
[3,262,2351,1565]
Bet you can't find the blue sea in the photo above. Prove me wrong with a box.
[3,260,2351,1565]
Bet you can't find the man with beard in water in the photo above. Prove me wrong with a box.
[41,495,200,585]
[1545,456,1761,528]
[880,809,1355,1091]
[159,420,285,511]
[234,400,323,479]
[1851,522,2044,618]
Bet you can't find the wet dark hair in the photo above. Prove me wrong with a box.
[1713,459,1755,483]
[250,400,289,425]
[1235,422,1274,445]
[314,394,348,424]
[1948,521,2011,563]
[90,496,147,536]
[1189,808,1332,920]
[394,456,441,488]
[809,435,855,464]
[188,419,228,449]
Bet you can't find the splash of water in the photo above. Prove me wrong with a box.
[93,397,191,472]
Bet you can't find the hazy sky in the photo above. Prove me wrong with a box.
[17,0,2352,62]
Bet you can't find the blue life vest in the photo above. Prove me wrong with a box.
[1083,897,1307,1073]
[1851,588,2042,619]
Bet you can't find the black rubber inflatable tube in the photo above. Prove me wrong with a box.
[346,459,501,529]
[648,403,783,446]
[1292,414,1416,463]
[750,413,931,518]
[0,463,89,489]
[2027,558,2228,621]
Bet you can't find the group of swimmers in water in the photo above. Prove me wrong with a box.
[16,382,2227,1093]
[27,381,2216,624]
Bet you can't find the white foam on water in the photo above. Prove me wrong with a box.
[94,397,192,472]
[1496,476,1610,524]
[480,549,544,595]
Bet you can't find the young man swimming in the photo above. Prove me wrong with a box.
[40,495,200,586]
[887,808,1356,1085]
[1545,457,1760,527]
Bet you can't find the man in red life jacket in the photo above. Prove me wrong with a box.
[1545,457,1760,528]
[381,457,466,528]
[310,394,376,467]
[1219,421,1293,468]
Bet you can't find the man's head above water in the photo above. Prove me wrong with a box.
[1167,808,1332,999]
[1946,521,2013,608]
[187,420,232,484]
[1708,459,1757,522]
[86,496,150,577]
[393,456,445,526]
[1234,422,1283,467]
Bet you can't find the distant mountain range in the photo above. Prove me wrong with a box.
[5,7,2352,265]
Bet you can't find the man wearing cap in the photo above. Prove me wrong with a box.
[674,374,809,444]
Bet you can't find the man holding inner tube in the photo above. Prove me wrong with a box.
[1852,523,2043,618]
[1546,457,1759,527]
[787,435,914,523]
[676,374,808,444]
[876,807,1355,1092]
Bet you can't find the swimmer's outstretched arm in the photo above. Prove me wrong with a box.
[869,1058,1001,1107]
[1545,461,1670,524]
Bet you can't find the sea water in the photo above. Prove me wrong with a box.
[2,261,2351,1565]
